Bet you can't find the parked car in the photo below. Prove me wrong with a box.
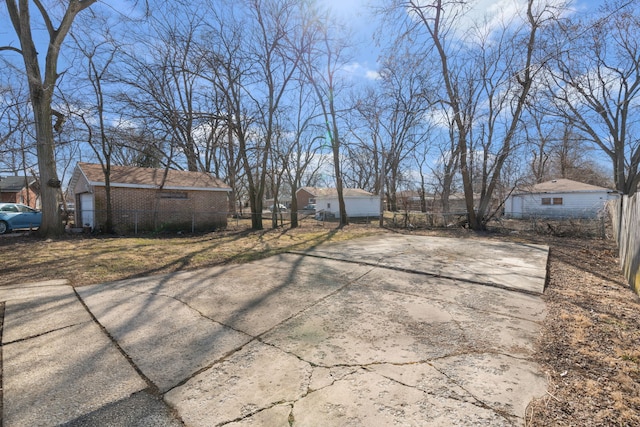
[0,203,42,234]
[269,204,288,212]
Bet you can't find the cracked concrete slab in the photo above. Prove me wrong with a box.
[2,322,147,427]
[76,287,252,392]
[292,234,549,294]
[61,390,183,427]
[1,285,92,343]
[290,369,514,426]
[165,341,311,427]
[429,353,549,417]
[1,234,549,426]
[85,254,372,337]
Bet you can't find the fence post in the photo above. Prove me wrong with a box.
[192,212,195,233]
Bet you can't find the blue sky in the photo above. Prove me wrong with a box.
[321,0,601,82]
[0,0,601,82]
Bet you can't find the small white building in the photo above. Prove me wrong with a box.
[505,179,619,219]
[309,188,380,219]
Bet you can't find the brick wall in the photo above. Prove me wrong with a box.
[92,186,229,233]
[0,188,39,208]
[296,189,315,209]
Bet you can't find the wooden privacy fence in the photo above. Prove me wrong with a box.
[609,195,640,295]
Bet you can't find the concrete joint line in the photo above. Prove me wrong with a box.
[289,251,543,297]
[1,320,92,346]
[383,286,544,324]
[72,288,161,396]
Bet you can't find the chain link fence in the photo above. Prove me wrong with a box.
[73,208,609,239]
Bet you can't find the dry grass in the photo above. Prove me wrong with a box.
[0,224,382,287]
[524,236,640,427]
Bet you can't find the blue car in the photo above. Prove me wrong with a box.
[0,203,42,234]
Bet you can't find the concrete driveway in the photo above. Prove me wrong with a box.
[1,235,549,426]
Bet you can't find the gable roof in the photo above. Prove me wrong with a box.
[73,163,230,192]
[517,179,614,194]
[0,176,37,192]
[297,186,374,198]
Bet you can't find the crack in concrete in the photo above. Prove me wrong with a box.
[113,286,254,339]
[422,358,520,425]
[215,402,294,427]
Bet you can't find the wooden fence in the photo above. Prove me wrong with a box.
[609,194,640,295]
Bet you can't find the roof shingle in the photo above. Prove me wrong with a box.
[77,163,229,190]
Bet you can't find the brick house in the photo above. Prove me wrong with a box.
[69,163,231,233]
[0,176,39,208]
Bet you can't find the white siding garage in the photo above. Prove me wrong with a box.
[505,179,619,219]
[315,189,380,219]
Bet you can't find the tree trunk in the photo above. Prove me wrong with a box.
[32,95,63,237]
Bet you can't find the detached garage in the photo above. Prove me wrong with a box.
[69,163,231,233]
[311,188,380,219]
[505,179,619,219]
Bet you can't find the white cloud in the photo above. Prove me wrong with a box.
[409,0,573,43]
[341,62,381,81]
[365,70,381,80]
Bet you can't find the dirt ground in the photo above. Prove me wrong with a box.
[1,224,639,425]
[526,236,640,426]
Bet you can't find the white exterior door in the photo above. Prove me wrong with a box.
[80,193,94,228]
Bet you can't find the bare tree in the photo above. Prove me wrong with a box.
[301,11,353,226]
[118,3,211,172]
[2,0,98,236]
[0,77,34,174]
[376,52,431,211]
[279,81,325,228]
[387,0,560,229]
[69,30,120,233]
[545,2,640,195]
[429,112,460,218]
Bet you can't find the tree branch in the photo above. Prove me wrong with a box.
[0,46,23,55]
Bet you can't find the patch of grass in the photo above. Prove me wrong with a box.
[0,225,382,287]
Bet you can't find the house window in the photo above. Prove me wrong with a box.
[327,202,331,209]
[309,198,316,204]
[541,197,562,205]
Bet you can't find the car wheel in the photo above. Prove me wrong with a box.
[0,220,8,234]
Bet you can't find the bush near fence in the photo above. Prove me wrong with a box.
[609,195,640,295]
[84,207,611,241]
[383,210,608,238]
